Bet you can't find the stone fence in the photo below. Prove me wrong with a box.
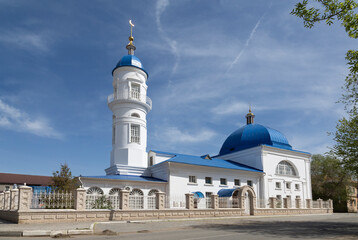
[0,186,333,224]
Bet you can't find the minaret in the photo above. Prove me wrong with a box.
[105,20,152,176]
[246,107,255,125]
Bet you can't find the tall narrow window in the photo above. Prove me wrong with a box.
[131,124,140,143]
[131,83,140,100]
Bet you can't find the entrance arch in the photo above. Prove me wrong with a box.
[233,185,256,215]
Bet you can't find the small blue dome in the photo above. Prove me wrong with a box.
[219,124,292,155]
[112,55,148,76]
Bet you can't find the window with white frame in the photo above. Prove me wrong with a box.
[247,180,253,186]
[275,161,297,176]
[220,178,227,185]
[295,184,300,190]
[286,182,291,189]
[276,182,281,189]
[189,176,197,183]
[234,179,241,186]
[130,124,140,143]
[131,83,140,100]
[205,177,212,184]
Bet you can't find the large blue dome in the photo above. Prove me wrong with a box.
[112,55,148,76]
[219,124,292,155]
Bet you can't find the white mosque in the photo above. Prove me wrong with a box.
[79,25,312,210]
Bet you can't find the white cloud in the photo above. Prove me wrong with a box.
[155,0,180,77]
[161,126,217,143]
[0,99,63,139]
[0,30,49,52]
[226,4,271,72]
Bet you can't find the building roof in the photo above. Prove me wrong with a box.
[0,173,52,186]
[153,151,263,173]
[112,55,148,76]
[219,123,293,155]
[81,175,167,183]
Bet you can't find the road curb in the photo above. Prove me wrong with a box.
[0,229,93,237]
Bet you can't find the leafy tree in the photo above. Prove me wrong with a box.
[52,163,77,192]
[311,154,353,211]
[292,1,358,177]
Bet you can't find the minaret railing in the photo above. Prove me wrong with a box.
[107,91,152,109]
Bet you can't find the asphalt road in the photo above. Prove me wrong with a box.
[1,213,358,240]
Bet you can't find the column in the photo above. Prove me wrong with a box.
[0,193,4,210]
[295,197,301,208]
[283,198,288,208]
[155,192,165,210]
[318,198,323,208]
[18,186,32,211]
[211,194,218,209]
[74,188,86,211]
[328,199,333,209]
[120,190,130,210]
[10,189,19,210]
[185,193,194,210]
[306,199,311,208]
[269,197,276,208]
[4,191,10,210]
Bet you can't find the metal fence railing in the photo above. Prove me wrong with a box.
[31,191,74,209]
[165,195,186,209]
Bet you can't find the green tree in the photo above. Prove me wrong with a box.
[52,163,77,192]
[292,1,358,177]
[311,154,353,211]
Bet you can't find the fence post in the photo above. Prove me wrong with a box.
[120,190,130,210]
[0,193,4,210]
[318,198,323,208]
[211,194,218,209]
[4,191,10,210]
[10,189,19,210]
[283,198,288,208]
[306,199,311,208]
[328,199,333,209]
[185,193,194,210]
[18,186,32,212]
[295,197,301,208]
[155,191,165,210]
[75,188,86,210]
[269,197,276,209]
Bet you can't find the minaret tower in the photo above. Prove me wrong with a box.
[105,20,152,176]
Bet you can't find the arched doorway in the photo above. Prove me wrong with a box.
[234,186,256,215]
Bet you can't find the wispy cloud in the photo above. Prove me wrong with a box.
[155,0,180,78]
[0,30,50,53]
[160,126,217,143]
[226,4,271,73]
[0,99,63,139]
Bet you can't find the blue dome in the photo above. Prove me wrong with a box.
[219,124,292,155]
[112,55,148,76]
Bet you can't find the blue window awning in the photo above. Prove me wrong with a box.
[218,188,238,197]
[193,191,204,198]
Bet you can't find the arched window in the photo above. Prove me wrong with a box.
[109,188,121,195]
[129,189,144,209]
[131,113,140,118]
[275,161,297,176]
[130,189,143,196]
[148,189,158,196]
[87,187,103,195]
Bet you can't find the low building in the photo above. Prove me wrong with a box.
[0,173,52,193]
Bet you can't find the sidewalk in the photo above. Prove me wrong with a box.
[0,213,336,237]
[0,219,93,237]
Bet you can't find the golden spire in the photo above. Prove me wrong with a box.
[126,19,136,55]
[246,106,255,124]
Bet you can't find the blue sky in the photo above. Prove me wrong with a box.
[0,0,355,176]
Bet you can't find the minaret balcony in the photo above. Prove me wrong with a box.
[107,92,152,110]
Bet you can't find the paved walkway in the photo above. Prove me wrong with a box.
[0,213,357,238]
